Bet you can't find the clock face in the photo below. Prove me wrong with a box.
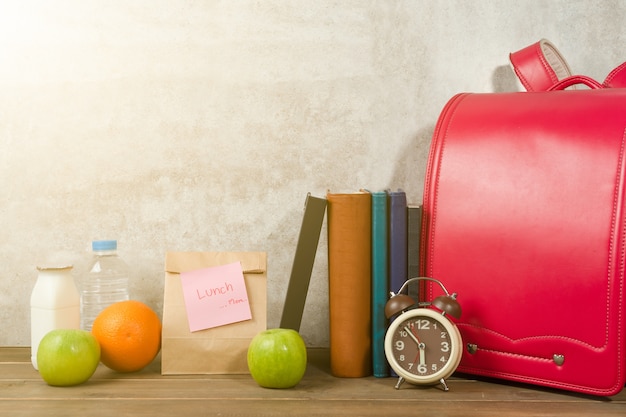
[384,308,462,385]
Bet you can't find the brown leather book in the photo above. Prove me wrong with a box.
[326,191,372,377]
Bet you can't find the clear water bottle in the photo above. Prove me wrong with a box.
[30,265,80,370]
[80,240,130,331]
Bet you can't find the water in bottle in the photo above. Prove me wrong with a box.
[80,240,130,331]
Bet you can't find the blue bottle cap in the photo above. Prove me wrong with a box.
[92,240,117,251]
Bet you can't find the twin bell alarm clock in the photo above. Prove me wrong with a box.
[384,277,462,391]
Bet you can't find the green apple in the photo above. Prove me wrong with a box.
[247,328,307,388]
[37,329,101,386]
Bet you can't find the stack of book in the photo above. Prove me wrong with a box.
[327,190,422,378]
[279,191,422,379]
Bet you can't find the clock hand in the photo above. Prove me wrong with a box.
[412,344,427,369]
[418,343,426,366]
[404,325,421,345]
[405,325,427,366]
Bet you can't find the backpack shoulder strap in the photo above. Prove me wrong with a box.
[510,38,625,90]
[603,61,626,88]
[509,39,572,92]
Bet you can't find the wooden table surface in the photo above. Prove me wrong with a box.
[1,347,624,416]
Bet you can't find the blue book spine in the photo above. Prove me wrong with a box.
[387,189,407,378]
[388,189,408,294]
[371,191,390,377]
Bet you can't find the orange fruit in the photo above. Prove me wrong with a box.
[91,300,161,373]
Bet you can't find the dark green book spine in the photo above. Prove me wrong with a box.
[280,194,327,331]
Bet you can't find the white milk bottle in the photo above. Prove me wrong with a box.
[30,265,80,370]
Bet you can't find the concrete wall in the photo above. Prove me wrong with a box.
[1,0,624,346]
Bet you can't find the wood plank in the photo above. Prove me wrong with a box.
[1,347,624,416]
[0,399,623,417]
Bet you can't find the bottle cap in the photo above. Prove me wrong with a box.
[92,240,117,251]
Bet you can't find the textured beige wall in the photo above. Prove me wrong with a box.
[1,0,624,347]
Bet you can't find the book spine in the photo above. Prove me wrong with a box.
[280,194,327,331]
[387,190,407,378]
[371,191,389,377]
[327,191,372,378]
[388,190,408,294]
[407,204,423,302]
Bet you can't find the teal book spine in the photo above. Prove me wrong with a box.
[371,191,390,377]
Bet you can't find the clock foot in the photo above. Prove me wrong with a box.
[439,378,449,392]
[394,376,405,390]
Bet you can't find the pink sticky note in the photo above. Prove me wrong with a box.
[180,261,252,332]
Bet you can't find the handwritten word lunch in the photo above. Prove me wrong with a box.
[196,282,235,300]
